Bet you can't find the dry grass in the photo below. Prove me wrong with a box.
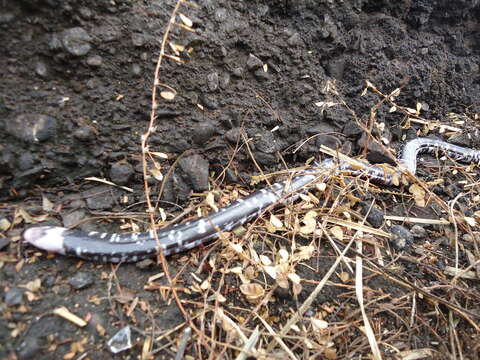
[129,1,480,358]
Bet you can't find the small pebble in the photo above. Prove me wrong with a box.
[0,237,10,251]
[69,272,94,290]
[62,209,88,229]
[253,131,277,153]
[86,55,103,67]
[73,126,96,141]
[253,67,270,80]
[231,67,243,77]
[410,225,427,238]
[6,113,57,143]
[246,53,263,70]
[135,258,155,269]
[131,63,141,76]
[206,72,219,91]
[178,154,210,192]
[16,336,44,360]
[109,162,135,185]
[85,186,115,210]
[389,225,413,250]
[131,33,146,47]
[287,32,303,47]
[199,93,218,110]
[5,288,25,306]
[61,27,92,56]
[192,121,217,144]
[34,61,48,77]
[361,205,384,228]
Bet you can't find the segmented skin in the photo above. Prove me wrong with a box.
[23,138,480,262]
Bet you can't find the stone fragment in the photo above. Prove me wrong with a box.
[6,113,57,143]
[389,225,413,250]
[109,162,134,185]
[246,54,263,70]
[61,27,92,56]
[178,154,209,192]
[69,272,94,290]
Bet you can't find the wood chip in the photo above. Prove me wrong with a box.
[53,307,87,327]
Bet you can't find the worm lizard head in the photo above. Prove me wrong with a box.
[23,226,67,254]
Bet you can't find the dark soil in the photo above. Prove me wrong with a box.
[1,0,480,359]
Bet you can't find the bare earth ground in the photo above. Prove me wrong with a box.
[1,0,480,359]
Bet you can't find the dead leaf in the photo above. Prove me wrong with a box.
[339,271,349,283]
[464,217,476,227]
[263,265,277,279]
[206,192,218,212]
[0,218,11,231]
[160,91,176,100]
[41,195,54,212]
[240,283,265,302]
[20,278,41,292]
[330,226,344,241]
[260,255,272,266]
[149,168,163,181]
[270,214,283,229]
[278,249,289,262]
[179,13,193,27]
[287,272,301,284]
[311,318,329,331]
[409,183,426,207]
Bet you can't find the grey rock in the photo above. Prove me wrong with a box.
[69,272,94,290]
[254,151,277,166]
[246,53,263,70]
[214,8,228,22]
[95,24,121,42]
[0,12,16,24]
[206,72,219,91]
[131,63,141,76]
[390,225,413,250]
[232,67,244,77]
[0,237,9,251]
[178,154,209,192]
[34,61,48,77]
[411,225,427,238]
[254,68,270,80]
[224,128,242,144]
[287,32,303,47]
[135,258,155,270]
[61,209,88,228]
[199,93,218,110]
[326,57,346,80]
[219,72,231,89]
[253,131,277,153]
[86,55,102,67]
[78,7,93,20]
[342,120,363,137]
[61,27,92,57]
[17,152,34,171]
[315,134,342,150]
[16,336,44,360]
[73,126,96,141]
[357,133,395,164]
[192,121,217,144]
[110,162,134,185]
[85,186,115,210]
[5,287,25,306]
[6,113,57,143]
[131,33,146,47]
[361,205,384,228]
